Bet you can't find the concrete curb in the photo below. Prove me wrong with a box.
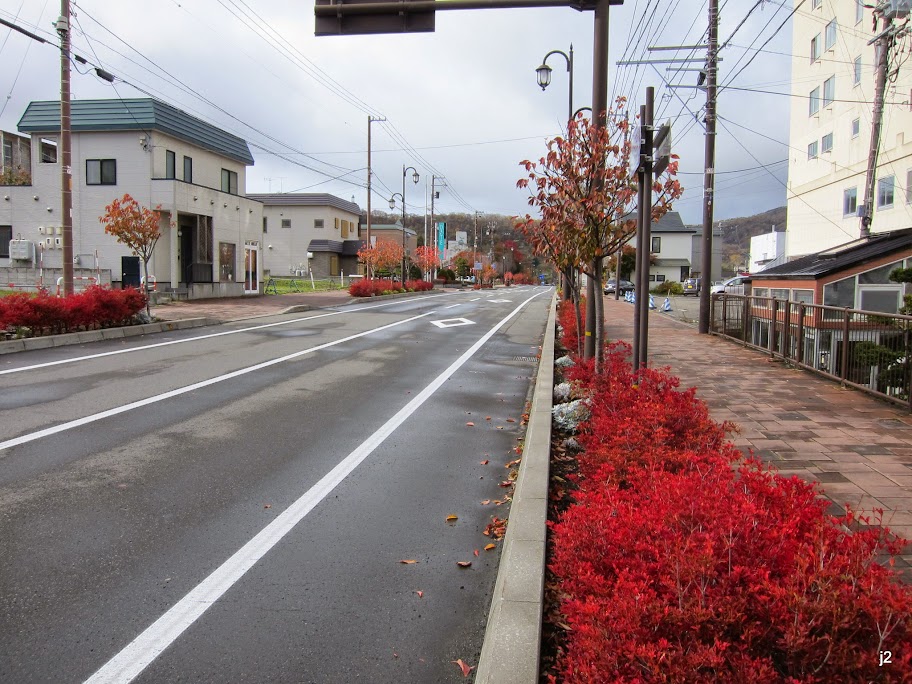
[0,317,219,355]
[475,294,555,683]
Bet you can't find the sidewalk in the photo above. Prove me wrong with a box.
[151,289,355,322]
[604,297,912,576]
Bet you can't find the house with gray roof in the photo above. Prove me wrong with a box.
[246,193,362,278]
[1,98,264,297]
[624,211,698,286]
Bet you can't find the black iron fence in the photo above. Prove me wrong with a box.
[711,294,912,409]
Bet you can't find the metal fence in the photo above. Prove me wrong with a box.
[711,294,912,409]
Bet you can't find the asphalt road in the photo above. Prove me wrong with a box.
[0,286,553,683]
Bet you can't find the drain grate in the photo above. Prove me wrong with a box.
[513,355,539,362]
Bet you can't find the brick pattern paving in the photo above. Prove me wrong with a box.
[603,297,912,577]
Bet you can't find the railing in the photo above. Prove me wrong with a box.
[711,294,912,409]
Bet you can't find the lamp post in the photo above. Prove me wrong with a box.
[390,165,419,280]
[536,45,574,123]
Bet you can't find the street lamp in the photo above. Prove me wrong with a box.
[390,164,419,280]
[536,45,574,123]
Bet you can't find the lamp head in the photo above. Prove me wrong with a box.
[411,170,419,184]
[388,197,396,210]
[536,63,552,90]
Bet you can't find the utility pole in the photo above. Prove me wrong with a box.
[860,12,897,238]
[633,89,655,370]
[366,115,385,256]
[697,0,718,335]
[57,0,74,296]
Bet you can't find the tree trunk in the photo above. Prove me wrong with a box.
[572,282,583,357]
[593,258,605,372]
[584,269,596,361]
[142,258,151,317]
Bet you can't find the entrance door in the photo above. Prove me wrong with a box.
[244,244,259,294]
[122,256,140,289]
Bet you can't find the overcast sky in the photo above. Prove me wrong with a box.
[0,0,794,226]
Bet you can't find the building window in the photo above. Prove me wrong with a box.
[821,132,833,153]
[809,87,820,115]
[808,140,819,159]
[314,219,324,229]
[86,159,116,185]
[40,138,57,163]
[656,274,666,283]
[810,34,821,62]
[220,168,238,195]
[165,150,175,179]
[262,217,268,233]
[877,175,895,209]
[851,118,860,138]
[183,156,193,183]
[843,187,857,216]
[219,242,236,282]
[853,56,862,86]
[2,139,11,170]
[856,0,863,23]
[792,289,814,304]
[281,219,291,229]
[825,19,837,50]
[651,236,661,253]
[823,76,835,106]
[0,225,11,258]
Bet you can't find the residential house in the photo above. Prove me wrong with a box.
[361,221,418,271]
[247,193,362,278]
[628,211,697,285]
[1,130,31,179]
[786,0,912,259]
[1,98,263,297]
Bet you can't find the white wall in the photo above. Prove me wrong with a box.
[750,231,786,272]
[260,204,360,276]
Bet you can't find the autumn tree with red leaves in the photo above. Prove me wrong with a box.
[100,194,165,317]
[358,240,404,278]
[517,101,682,369]
[413,245,441,278]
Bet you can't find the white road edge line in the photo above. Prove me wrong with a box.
[82,289,549,684]
[0,292,455,376]
[0,312,433,452]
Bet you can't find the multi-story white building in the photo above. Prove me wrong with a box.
[786,0,912,258]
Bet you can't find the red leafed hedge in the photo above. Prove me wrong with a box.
[549,338,912,682]
[0,286,147,336]
[348,278,433,297]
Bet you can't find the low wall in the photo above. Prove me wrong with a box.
[1,267,113,290]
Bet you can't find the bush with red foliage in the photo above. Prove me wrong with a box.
[548,343,912,682]
[0,286,146,337]
[349,278,433,297]
[557,299,586,356]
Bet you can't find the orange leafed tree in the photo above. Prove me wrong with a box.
[414,245,441,276]
[100,193,164,316]
[358,240,404,278]
[517,100,683,368]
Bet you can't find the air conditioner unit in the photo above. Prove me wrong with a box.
[8,239,34,261]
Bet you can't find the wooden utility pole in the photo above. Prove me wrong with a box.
[860,14,894,238]
[634,88,654,369]
[366,115,385,255]
[697,0,718,334]
[58,0,74,296]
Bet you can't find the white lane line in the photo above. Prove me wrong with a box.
[442,303,461,309]
[469,297,481,302]
[0,312,433,452]
[0,293,455,377]
[82,288,548,684]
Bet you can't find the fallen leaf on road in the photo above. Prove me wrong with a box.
[263,504,272,509]
[506,458,521,468]
[473,549,479,557]
[480,459,489,465]
[416,590,424,598]
[466,422,475,427]
[484,543,496,551]
[400,559,418,564]
[499,480,512,487]
[456,561,472,568]
[495,426,504,430]
[452,659,474,677]
[485,416,491,421]
[481,499,491,505]
[446,514,458,522]
[506,418,516,423]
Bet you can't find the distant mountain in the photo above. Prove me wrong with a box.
[689,206,787,273]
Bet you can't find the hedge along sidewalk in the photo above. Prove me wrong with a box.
[0,317,219,356]
[475,294,556,684]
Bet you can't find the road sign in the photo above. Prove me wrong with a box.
[315,0,435,36]
[653,120,671,176]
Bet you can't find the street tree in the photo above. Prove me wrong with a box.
[100,193,164,317]
[358,240,404,278]
[517,101,682,369]
[414,245,441,278]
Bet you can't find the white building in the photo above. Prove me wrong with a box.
[749,227,787,272]
[247,193,362,278]
[1,98,264,297]
[628,211,697,285]
[786,0,912,259]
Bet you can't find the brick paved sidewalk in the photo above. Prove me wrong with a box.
[603,296,912,572]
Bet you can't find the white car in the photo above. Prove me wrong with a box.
[711,276,748,295]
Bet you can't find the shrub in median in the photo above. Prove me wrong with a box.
[0,286,146,337]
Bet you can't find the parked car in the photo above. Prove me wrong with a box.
[604,279,635,294]
[711,275,749,295]
[682,277,700,296]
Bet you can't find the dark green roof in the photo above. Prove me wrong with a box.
[18,99,254,165]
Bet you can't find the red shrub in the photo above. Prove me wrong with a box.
[404,279,433,292]
[0,287,146,336]
[557,298,586,355]
[548,342,912,682]
[349,278,401,297]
